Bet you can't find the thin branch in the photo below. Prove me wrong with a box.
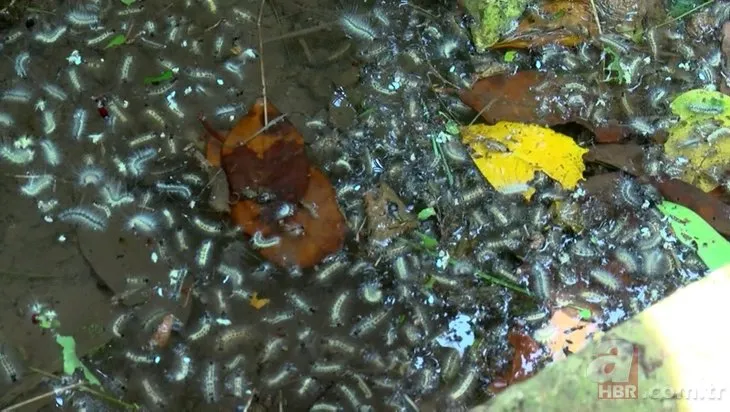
[653,0,715,29]
[588,0,603,35]
[257,0,269,127]
[1,382,84,411]
[262,21,336,44]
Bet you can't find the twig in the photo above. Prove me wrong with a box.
[1,382,84,411]
[25,367,139,410]
[262,21,336,44]
[234,113,288,148]
[588,0,603,35]
[257,0,268,127]
[653,0,715,29]
[468,98,497,125]
[242,390,255,412]
[0,0,17,15]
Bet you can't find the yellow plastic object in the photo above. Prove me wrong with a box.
[461,122,587,199]
[665,89,730,192]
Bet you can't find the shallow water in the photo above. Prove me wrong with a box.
[0,0,717,411]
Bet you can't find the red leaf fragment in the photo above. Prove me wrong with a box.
[488,330,543,394]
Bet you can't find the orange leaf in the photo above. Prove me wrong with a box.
[203,99,347,269]
[249,292,270,310]
[492,0,597,49]
[535,307,597,361]
[149,313,174,348]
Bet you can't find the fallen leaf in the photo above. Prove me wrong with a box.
[249,292,270,310]
[149,313,174,349]
[203,99,347,269]
[104,34,126,49]
[417,207,437,221]
[459,71,630,143]
[364,183,417,249]
[665,89,730,192]
[583,143,644,175]
[461,122,587,199]
[581,172,622,202]
[650,178,730,237]
[143,69,174,85]
[488,330,543,394]
[491,0,597,49]
[461,0,530,52]
[56,335,100,385]
[533,307,598,361]
[657,201,730,270]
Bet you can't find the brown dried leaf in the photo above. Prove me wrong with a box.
[364,183,417,248]
[149,313,174,349]
[651,178,730,237]
[205,98,347,269]
[492,0,597,49]
[583,143,644,175]
[488,330,543,394]
[459,71,630,143]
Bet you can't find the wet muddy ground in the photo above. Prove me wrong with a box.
[0,0,721,411]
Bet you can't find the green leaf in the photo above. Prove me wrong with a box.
[55,335,101,385]
[415,231,438,250]
[143,69,174,85]
[37,313,60,329]
[504,50,517,62]
[120,0,136,5]
[604,47,629,84]
[656,201,730,271]
[571,306,592,320]
[445,119,460,135]
[104,34,126,49]
[423,275,436,289]
[417,207,436,221]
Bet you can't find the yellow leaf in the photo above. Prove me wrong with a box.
[249,292,270,310]
[460,122,587,199]
[665,89,730,192]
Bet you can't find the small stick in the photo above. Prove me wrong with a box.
[2,382,84,411]
[588,0,603,35]
[262,21,336,44]
[257,0,268,127]
[653,0,715,29]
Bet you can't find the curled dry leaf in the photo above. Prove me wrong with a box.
[203,99,347,269]
[459,71,630,143]
[491,0,597,49]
